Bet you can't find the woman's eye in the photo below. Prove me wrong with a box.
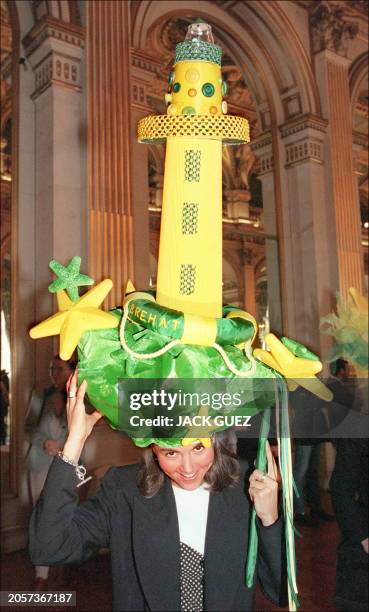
[194,444,204,452]
[165,451,177,457]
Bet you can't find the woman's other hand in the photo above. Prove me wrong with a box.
[249,441,279,527]
[63,369,102,462]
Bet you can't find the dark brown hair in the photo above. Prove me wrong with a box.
[137,429,240,497]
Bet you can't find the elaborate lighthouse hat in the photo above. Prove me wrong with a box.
[29,23,330,448]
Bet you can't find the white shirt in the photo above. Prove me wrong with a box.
[172,484,210,555]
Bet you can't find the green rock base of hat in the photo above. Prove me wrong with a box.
[77,308,277,446]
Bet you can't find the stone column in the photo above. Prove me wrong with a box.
[129,48,175,290]
[310,1,363,294]
[279,114,337,354]
[251,133,283,334]
[130,48,161,290]
[86,1,134,307]
[242,245,256,317]
[130,104,150,289]
[23,18,85,376]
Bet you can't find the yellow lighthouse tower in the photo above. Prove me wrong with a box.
[138,22,249,321]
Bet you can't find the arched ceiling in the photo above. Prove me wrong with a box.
[131,0,322,125]
[350,53,369,223]
[144,15,259,199]
[145,15,259,137]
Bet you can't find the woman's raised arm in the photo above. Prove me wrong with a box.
[29,371,117,566]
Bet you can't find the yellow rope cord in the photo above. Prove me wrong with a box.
[119,301,181,360]
[212,342,257,377]
[119,302,257,377]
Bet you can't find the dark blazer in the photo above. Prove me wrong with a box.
[29,459,286,611]
[330,438,368,545]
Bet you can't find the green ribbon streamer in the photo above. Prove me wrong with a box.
[245,407,270,587]
[245,380,300,610]
[278,376,300,609]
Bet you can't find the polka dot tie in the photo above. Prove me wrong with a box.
[180,542,204,612]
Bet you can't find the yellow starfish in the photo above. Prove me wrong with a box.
[254,333,333,401]
[29,279,119,360]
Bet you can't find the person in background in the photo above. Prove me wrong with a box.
[292,359,356,527]
[291,392,331,527]
[25,354,77,590]
[330,438,368,610]
[327,359,355,416]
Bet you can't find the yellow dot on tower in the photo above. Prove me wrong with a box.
[185,68,200,83]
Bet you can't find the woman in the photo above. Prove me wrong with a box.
[30,371,286,611]
[26,355,76,589]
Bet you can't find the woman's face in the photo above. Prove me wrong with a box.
[153,441,214,490]
[49,358,72,391]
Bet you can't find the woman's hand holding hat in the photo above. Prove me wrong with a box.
[62,369,102,463]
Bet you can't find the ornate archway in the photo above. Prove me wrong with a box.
[131,0,321,126]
